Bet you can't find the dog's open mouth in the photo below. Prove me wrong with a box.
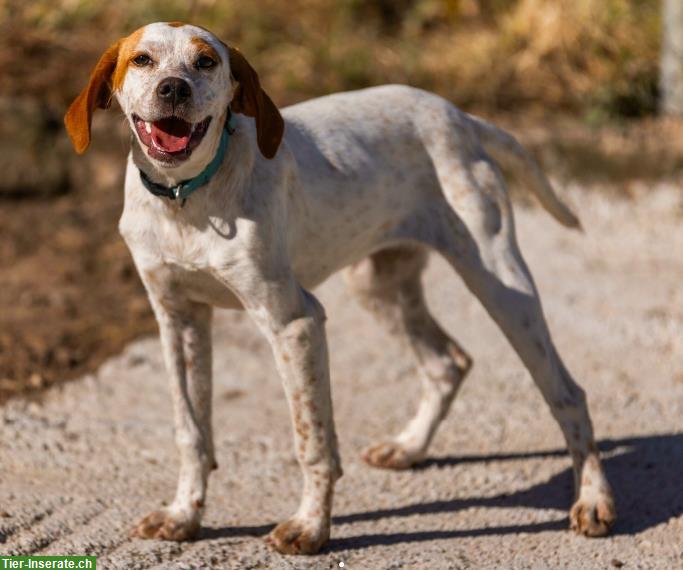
[133,114,211,162]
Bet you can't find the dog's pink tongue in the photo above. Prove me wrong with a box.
[151,118,191,153]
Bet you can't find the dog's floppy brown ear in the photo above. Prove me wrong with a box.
[229,47,284,159]
[64,40,121,154]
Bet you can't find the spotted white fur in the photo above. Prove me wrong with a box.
[66,22,616,555]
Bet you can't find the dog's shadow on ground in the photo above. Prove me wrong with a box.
[201,433,683,551]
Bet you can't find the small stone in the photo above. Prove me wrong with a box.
[611,559,624,568]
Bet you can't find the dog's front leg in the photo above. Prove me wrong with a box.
[133,295,214,541]
[248,285,342,555]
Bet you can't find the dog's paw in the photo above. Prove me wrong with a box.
[264,517,329,555]
[361,441,422,470]
[131,508,200,541]
[570,492,616,537]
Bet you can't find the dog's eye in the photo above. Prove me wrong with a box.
[195,56,216,70]
[132,54,152,67]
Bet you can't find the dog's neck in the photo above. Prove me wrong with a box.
[129,113,256,213]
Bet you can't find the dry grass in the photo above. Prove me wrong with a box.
[0,0,662,117]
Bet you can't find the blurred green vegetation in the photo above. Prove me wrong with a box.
[0,0,662,118]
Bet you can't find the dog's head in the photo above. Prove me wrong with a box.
[64,22,284,167]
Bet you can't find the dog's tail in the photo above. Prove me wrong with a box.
[470,116,581,230]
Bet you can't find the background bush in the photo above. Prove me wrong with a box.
[0,0,662,118]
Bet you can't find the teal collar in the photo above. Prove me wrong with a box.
[139,114,234,206]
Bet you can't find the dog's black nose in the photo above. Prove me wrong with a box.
[156,77,191,105]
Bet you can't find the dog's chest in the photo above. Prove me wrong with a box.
[120,204,245,310]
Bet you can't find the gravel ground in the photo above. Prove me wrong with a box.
[1,185,682,569]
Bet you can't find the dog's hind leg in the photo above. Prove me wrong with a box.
[345,246,472,470]
[431,152,616,537]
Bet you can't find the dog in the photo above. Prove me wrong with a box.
[64,22,616,555]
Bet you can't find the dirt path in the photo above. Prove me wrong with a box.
[1,185,682,569]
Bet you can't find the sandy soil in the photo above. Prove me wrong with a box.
[1,185,682,569]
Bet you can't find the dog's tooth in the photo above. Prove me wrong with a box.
[145,121,152,134]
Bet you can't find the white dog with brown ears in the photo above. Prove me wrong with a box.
[64,21,616,555]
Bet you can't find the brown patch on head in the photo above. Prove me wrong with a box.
[112,27,146,92]
[191,36,221,64]
[167,21,185,28]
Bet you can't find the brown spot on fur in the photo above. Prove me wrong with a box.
[296,428,309,441]
[190,36,221,64]
[167,21,185,27]
[193,499,203,510]
[571,421,581,442]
